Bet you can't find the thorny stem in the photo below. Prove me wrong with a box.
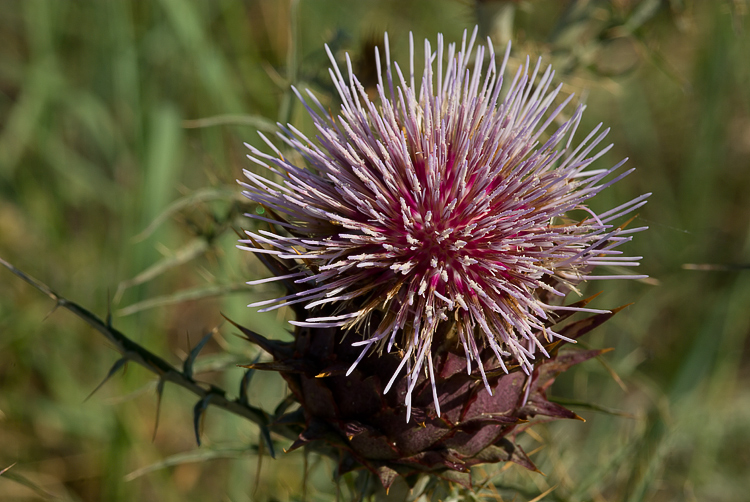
[0,256,300,446]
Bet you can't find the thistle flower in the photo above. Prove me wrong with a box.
[239,29,648,423]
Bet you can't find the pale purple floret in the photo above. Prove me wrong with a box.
[238,28,648,421]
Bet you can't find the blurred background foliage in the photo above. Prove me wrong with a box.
[1,0,749,500]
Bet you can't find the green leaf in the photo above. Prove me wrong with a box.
[123,448,250,482]
[133,186,241,242]
[183,330,216,379]
[116,281,253,316]
[182,114,277,132]
[548,396,636,419]
[114,237,211,303]
[0,469,62,500]
[84,356,128,402]
[193,394,214,445]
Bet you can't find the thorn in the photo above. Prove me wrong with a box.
[84,357,128,402]
[184,329,216,379]
[254,433,264,496]
[223,314,292,358]
[616,213,639,231]
[239,356,259,406]
[260,425,276,459]
[237,361,301,372]
[106,290,113,328]
[152,378,166,442]
[43,301,61,322]
[580,291,603,303]
[611,303,634,313]
[273,395,295,419]
[193,395,214,446]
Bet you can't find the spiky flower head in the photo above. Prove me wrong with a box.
[239,29,648,421]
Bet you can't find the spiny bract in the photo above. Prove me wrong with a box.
[233,298,627,489]
[239,29,647,422]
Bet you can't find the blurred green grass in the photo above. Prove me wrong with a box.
[1,0,750,500]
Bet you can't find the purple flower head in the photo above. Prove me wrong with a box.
[239,29,648,421]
